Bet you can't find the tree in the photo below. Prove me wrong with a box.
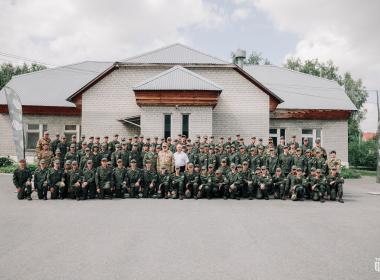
[0,63,46,90]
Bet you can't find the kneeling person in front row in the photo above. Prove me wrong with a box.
[96,158,114,199]
[33,159,49,200]
[289,167,305,201]
[68,161,82,200]
[256,166,271,200]
[13,159,33,200]
[326,166,344,203]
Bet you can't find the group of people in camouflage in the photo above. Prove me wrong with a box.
[13,131,344,203]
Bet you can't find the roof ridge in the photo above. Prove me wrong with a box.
[246,64,340,86]
[123,43,230,64]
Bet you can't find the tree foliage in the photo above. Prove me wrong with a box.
[0,63,46,91]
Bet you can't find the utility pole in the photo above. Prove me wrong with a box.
[376,90,380,183]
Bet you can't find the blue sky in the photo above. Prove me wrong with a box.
[0,0,378,131]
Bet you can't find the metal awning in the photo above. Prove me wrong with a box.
[118,115,140,127]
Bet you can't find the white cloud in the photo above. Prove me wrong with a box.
[0,0,225,65]
[248,0,380,131]
[231,8,250,21]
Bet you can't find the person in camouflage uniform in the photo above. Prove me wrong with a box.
[91,144,102,168]
[13,159,33,200]
[256,166,271,200]
[82,160,96,199]
[240,161,251,198]
[37,142,53,166]
[266,148,278,177]
[57,135,68,157]
[171,166,184,199]
[109,134,120,153]
[326,150,342,173]
[326,166,344,203]
[143,145,156,170]
[65,144,78,163]
[35,131,51,155]
[67,161,82,200]
[51,133,60,157]
[47,160,65,199]
[126,159,141,198]
[197,166,210,199]
[79,147,92,170]
[112,159,128,199]
[95,158,114,199]
[111,144,123,167]
[184,163,199,199]
[279,146,293,176]
[33,159,49,200]
[157,166,171,199]
[226,163,243,200]
[129,143,143,168]
[272,167,285,199]
[208,169,229,199]
[309,168,326,202]
[289,167,306,201]
[142,160,158,198]
[293,148,307,174]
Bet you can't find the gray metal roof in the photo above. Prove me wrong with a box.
[133,65,223,91]
[244,65,357,110]
[122,43,230,65]
[0,61,113,107]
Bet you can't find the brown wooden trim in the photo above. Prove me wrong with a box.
[0,105,81,116]
[134,90,220,107]
[66,63,116,102]
[270,109,352,120]
[233,67,283,104]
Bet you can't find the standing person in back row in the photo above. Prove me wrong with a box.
[173,144,189,172]
[157,142,174,172]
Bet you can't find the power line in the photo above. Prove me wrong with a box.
[0,51,102,75]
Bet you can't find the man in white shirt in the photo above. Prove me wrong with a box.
[173,144,189,172]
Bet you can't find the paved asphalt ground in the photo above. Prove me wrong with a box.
[0,174,379,280]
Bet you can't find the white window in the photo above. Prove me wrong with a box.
[301,128,322,147]
[64,124,80,140]
[26,124,47,150]
[269,128,285,146]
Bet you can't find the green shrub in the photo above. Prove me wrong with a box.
[0,163,37,174]
[0,157,14,167]
[349,139,377,170]
[340,166,361,179]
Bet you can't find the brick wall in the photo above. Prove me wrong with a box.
[140,106,212,138]
[81,66,270,141]
[0,113,80,160]
[270,119,349,163]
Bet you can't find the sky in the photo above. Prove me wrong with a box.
[1,0,379,131]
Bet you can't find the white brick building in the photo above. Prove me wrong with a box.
[0,44,356,163]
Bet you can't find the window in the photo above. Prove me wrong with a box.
[64,124,80,140]
[26,124,48,150]
[302,128,322,147]
[164,114,171,139]
[269,128,285,146]
[182,114,189,137]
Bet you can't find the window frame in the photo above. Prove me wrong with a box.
[64,124,80,140]
[269,127,285,146]
[26,124,48,151]
[181,113,190,138]
[163,114,171,139]
[301,128,322,147]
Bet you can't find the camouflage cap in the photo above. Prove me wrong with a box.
[101,158,108,162]
[292,165,297,170]
[276,167,282,172]
[310,167,316,171]
[65,160,71,165]
[93,144,99,148]
[296,147,301,151]
[305,149,311,153]
[87,160,93,164]
[237,164,242,168]
[130,159,137,163]
[40,159,46,164]
[117,159,123,163]
[55,148,61,154]
[315,138,321,143]
[54,159,60,164]
[145,159,152,164]
[70,144,76,148]
[115,144,121,148]
[215,169,222,174]
[296,167,302,171]
[82,141,87,145]
[71,161,78,165]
